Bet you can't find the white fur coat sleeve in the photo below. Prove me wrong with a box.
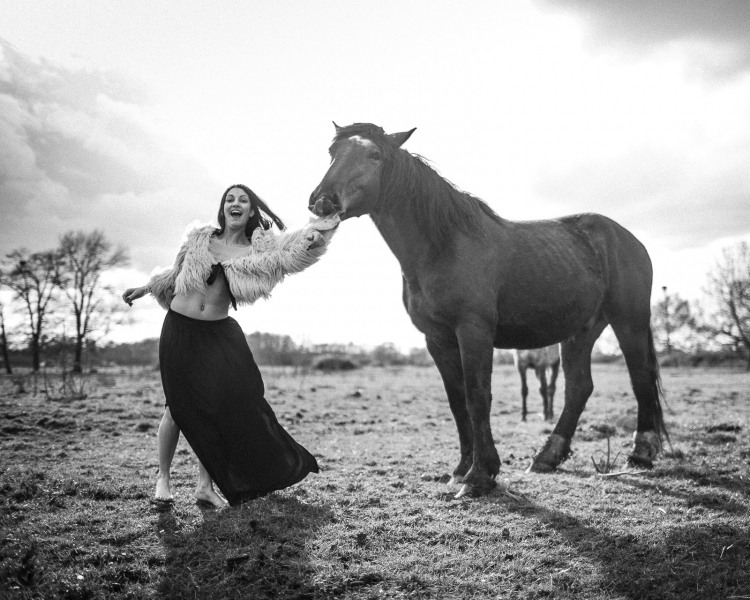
[226,221,332,305]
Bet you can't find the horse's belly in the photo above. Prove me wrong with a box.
[494,327,564,350]
[494,290,602,349]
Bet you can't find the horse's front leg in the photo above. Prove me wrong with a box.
[426,337,473,485]
[455,322,500,498]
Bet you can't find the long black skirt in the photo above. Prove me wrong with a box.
[159,309,318,506]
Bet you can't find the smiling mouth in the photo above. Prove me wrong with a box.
[229,209,243,217]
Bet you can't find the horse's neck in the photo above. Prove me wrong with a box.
[371,204,433,276]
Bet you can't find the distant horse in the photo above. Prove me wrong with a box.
[309,122,666,498]
[513,346,560,422]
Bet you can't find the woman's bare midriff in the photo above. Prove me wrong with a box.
[169,270,233,320]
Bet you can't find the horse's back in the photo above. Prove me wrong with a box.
[506,212,648,267]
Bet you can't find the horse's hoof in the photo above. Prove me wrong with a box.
[630,430,661,465]
[526,459,556,474]
[528,433,570,473]
[454,480,495,499]
[448,475,465,486]
[626,454,654,469]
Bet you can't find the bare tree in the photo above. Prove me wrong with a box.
[652,286,694,353]
[57,230,130,372]
[703,241,750,369]
[0,301,12,374]
[2,249,62,371]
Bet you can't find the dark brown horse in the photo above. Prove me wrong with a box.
[309,122,666,498]
[513,345,561,422]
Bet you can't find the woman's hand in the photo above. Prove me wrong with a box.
[306,230,325,250]
[306,215,339,250]
[122,286,147,307]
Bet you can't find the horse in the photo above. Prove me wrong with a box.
[512,345,560,422]
[309,122,666,498]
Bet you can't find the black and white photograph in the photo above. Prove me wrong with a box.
[1,1,749,598]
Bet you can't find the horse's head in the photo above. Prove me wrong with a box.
[309,122,415,220]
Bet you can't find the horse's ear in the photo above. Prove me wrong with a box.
[333,121,342,132]
[388,128,416,148]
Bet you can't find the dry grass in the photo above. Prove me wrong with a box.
[1,363,749,599]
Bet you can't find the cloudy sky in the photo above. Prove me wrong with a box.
[1,0,749,350]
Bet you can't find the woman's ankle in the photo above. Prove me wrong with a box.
[194,482,214,494]
[154,475,173,499]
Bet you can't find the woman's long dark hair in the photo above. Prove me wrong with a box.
[215,184,286,238]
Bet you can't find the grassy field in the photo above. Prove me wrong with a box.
[1,362,749,599]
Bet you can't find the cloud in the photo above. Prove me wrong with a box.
[534,141,750,250]
[0,38,217,267]
[539,0,750,79]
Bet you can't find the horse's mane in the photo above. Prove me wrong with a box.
[333,123,502,250]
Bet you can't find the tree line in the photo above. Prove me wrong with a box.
[91,335,435,369]
[1,233,748,372]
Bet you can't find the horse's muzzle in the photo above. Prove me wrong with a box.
[309,194,339,217]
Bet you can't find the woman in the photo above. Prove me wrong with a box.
[122,184,337,507]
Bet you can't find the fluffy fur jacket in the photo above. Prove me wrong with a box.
[146,218,334,310]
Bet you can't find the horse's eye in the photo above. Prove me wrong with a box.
[371,152,382,161]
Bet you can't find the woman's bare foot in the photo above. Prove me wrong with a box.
[194,486,227,508]
[154,474,173,501]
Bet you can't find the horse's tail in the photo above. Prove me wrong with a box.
[647,327,670,444]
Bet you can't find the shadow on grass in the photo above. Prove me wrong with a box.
[156,492,333,599]
[656,452,750,498]
[557,464,750,516]
[487,488,750,600]
[618,475,750,515]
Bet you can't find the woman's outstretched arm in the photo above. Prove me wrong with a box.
[226,216,338,305]
[241,216,338,277]
[122,238,190,309]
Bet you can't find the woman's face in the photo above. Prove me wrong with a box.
[223,187,255,230]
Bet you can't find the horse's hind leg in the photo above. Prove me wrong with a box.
[547,360,560,421]
[426,338,473,485]
[609,322,665,468]
[519,368,529,421]
[535,367,549,421]
[529,315,608,472]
